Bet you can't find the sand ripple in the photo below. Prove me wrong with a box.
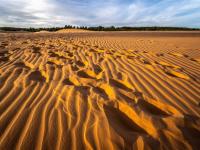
[0,32,200,150]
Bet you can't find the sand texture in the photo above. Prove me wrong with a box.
[56,29,90,33]
[0,32,200,150]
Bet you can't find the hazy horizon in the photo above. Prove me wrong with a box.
[0,0,200,28]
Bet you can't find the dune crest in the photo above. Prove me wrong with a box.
[56,29,90,33]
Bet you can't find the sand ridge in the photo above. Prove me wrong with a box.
[56,29,91,33]
[0,32,200,150]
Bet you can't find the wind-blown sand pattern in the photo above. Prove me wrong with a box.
[0,31,200,150]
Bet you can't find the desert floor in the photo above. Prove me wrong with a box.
[0,31,200,150]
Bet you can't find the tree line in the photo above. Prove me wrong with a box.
[0,25,199,32]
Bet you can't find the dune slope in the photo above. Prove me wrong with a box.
[0,32,200,150]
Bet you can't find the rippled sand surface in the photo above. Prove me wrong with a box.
[0,31,200,150]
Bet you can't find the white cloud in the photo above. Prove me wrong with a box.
[0,0,199,27]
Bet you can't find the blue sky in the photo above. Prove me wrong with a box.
[0,0,200,27]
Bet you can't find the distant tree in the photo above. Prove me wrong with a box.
[0,26,199,32]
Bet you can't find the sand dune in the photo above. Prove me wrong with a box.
[56,29,90,33]
[0,32,200,150]
[35,30,50,33]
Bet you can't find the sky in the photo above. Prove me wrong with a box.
[0,0,200,27]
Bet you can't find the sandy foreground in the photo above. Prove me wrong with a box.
[0,31,200,150]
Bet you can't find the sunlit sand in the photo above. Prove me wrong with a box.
[0,31,200,149]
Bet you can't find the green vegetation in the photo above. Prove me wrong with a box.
[0,25,199,32]
[0,27,63,32]
[87,26,200,31]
